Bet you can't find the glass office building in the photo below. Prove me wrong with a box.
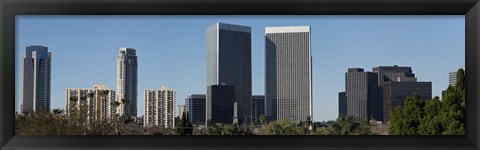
[206,22,252,124]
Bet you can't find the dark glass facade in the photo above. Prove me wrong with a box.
[345,68,381,121]
[382,81,432,122]
[185,94,206,126]
[338,92,347,116]
[373,65,415,86]
[22,45,51,114]
[251,95,265,124]
[373,65,418,122]
[206,23,252,124]
[206,84,235,125]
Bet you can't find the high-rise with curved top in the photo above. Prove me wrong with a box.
[22,45,52,114]
[116,47,138,117]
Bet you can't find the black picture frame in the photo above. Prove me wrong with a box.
[1,0,479,150]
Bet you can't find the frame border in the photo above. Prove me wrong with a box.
[1,0,479,150]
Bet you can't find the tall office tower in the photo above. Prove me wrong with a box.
[185,94,206,126]
[178,104,185,119]
[251,95,265,124]
[66,84,116,122]
[338,92,347,116]
[206,22,252,124]
[382,81,431,122]
[265,26,312,123]
[206,84,235,125]
[116,47,138,117]
[144,85,176,128]
[345,68,381,121]
[372,65,415,121]
[21,45,52,114]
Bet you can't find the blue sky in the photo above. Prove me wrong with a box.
[16,15,465,121]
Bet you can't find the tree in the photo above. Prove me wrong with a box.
[389,68,465,135]
[177,111,193,135]
[79,96,88,135]
[87,92,95,122]
[121,98,130,117]
[52,108,63,116]
[259,114,267,125]
[263,120,302,135]
[327,115,371,135]
[111,100,121,135]
[389,94,424,135]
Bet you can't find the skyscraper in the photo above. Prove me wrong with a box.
[382,81,431,122]
[66,84,116,123]
[372,65,416,121]
[265,26,312,123]
[185,94,206,126]
[116,47,138,117]
[22,45,52,114]
[206,84,235,125]
[338,92,347,116]
[206,22,252,124]
[345,68,381,121]
[251,95,265,124]
[144,85,176,128]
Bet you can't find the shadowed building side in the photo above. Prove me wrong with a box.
[206,22,252,124]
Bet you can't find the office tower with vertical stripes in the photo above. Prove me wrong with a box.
[206,22,252,124]
[265,26,312,123]
[338,92,347,116]
[345,68,381,121]
[251,95,265,124]
[185,94,206,126]
[22,45,52,114]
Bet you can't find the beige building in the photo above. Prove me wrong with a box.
[144,85,176,128]
[178,104,185,119]
[66,84,116,123]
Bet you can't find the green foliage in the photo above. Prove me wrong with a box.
[263,120,303,135]
[389,68,465,135]
[324,115,372,135]
[16,109,115,135]
[259,114,267,125]
[176,111,193,135]
[207,122,253,135]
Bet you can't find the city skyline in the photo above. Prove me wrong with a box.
[16,16,465,121]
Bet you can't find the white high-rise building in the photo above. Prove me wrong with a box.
[144,85,176,128]
[66,84,116,123]
[116,48,138,117]
[265,26,313,123]
[449,66,464,87]
[22,45,52,114]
